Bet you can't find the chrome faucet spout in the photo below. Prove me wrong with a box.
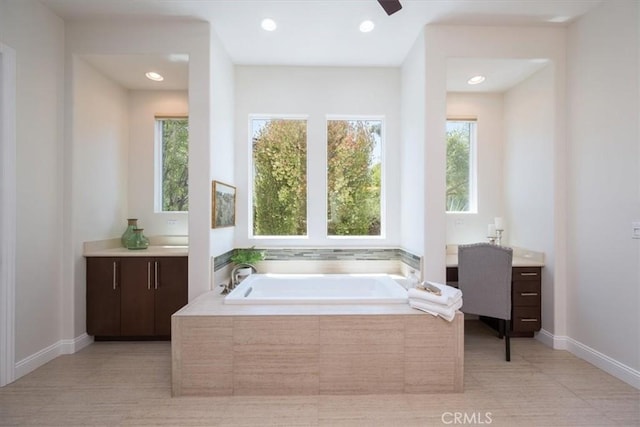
[229,263,258,290]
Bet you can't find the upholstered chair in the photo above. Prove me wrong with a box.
[458,243,514,361]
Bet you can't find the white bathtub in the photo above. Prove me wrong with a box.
[224,273,408,305]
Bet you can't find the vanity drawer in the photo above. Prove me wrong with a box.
[512,267,541,281]
[512,281,541,307]
[512,307,541,332]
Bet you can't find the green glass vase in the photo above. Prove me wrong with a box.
[121,218,138,247]
[125,228,149,250]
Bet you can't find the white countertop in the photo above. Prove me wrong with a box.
[84,246,188,257]
[445,245,545,267]
[445,254,544,268]
[83,236,189,257]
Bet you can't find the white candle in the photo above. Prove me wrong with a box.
[494,217,504,230]
[488,224,497,237]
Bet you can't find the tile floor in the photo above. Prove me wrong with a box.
[0,320,638,426]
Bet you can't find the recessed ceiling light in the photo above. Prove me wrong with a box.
[467,75,486,85]
[145,71,164,82]
[359,20,375,33]
[168,53,189,63]
[261,18,277,32]
[547,16,570,23]
[529,58,548,64]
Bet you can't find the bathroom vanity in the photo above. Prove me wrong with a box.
[84,245,188,340]
[445,246,544,337]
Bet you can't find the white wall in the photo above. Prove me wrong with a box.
[71,56,130,336]
[0,0,65,364]
[567,0,639,378]
[423,28,449,284]
[234,66,401,248]
[209,31,235,261]
[504,65,556,334]
[423,23,566,320]
[128,90,189,237]
[400,31,426,257]
[64,20,212,318]
[446,93,504,244]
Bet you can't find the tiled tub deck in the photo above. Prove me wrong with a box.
[171,291,464,396]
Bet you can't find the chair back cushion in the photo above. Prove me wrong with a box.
[458,243,513,320]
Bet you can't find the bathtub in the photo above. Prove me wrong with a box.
[224,273,408,305]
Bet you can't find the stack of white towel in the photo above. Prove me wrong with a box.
[408,282,463,322]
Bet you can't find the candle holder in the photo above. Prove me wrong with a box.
[487,236,497,244]
[496,228,504,246]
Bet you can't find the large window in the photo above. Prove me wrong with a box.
[446,119,476,213]
[156,117,189,212]
[327,118,382,236]
[251,117,307,236]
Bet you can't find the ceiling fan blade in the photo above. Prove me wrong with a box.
[377,0,402,16]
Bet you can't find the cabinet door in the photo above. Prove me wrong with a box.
[120,257,155,336]
[86,257,121,336]
[154,257,188,336]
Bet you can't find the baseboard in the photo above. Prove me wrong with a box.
[536,329,639,389]
[60,333,93,354]
[535,328,567,350]
[14,333,93,380]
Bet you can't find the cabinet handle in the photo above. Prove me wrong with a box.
[521,318,538,322]
[520,272,538,276]
[520,292,539,296]
[154,261,159,290]
[147,262,151,290]
[112,262,117,290]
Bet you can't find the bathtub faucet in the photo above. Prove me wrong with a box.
[228,263,258,291]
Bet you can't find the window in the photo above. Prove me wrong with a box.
[327,119,382,236]
[446,119,477,213]
[155,117,189,212]
[251,117,307,236]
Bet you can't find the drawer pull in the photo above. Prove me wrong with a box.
[521,318,538,322]
[154,261,159,290]
[520,272,538,276]
[112,262,117,290]
[520,292,538,296]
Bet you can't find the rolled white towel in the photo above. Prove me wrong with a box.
[408,281,462,306]
[409,298,463,322]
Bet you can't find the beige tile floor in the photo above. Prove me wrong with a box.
[1,320,638,426]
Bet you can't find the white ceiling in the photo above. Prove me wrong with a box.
[41,0,601,92]
[80,54,189,90]
[446,58,550,93]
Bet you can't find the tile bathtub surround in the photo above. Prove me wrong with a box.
[213,249,235,270]
[2,320,638,426]
[172,312,464,396]
[213,247,421,271]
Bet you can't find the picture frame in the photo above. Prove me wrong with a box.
[212,180,236,228]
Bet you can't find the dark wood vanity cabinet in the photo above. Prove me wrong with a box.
[511,267,542,335]
[151,257,189,336]
[86,256,188,339]
[446,265,542,337]
[86,257,121,336]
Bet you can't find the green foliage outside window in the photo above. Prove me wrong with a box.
[327,120,381,236]
[251,118,382,237]
[446,121,472,212]
[161,118,189,212]
[252,119,307,236]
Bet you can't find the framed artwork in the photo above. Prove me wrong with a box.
[212,180,236,228]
